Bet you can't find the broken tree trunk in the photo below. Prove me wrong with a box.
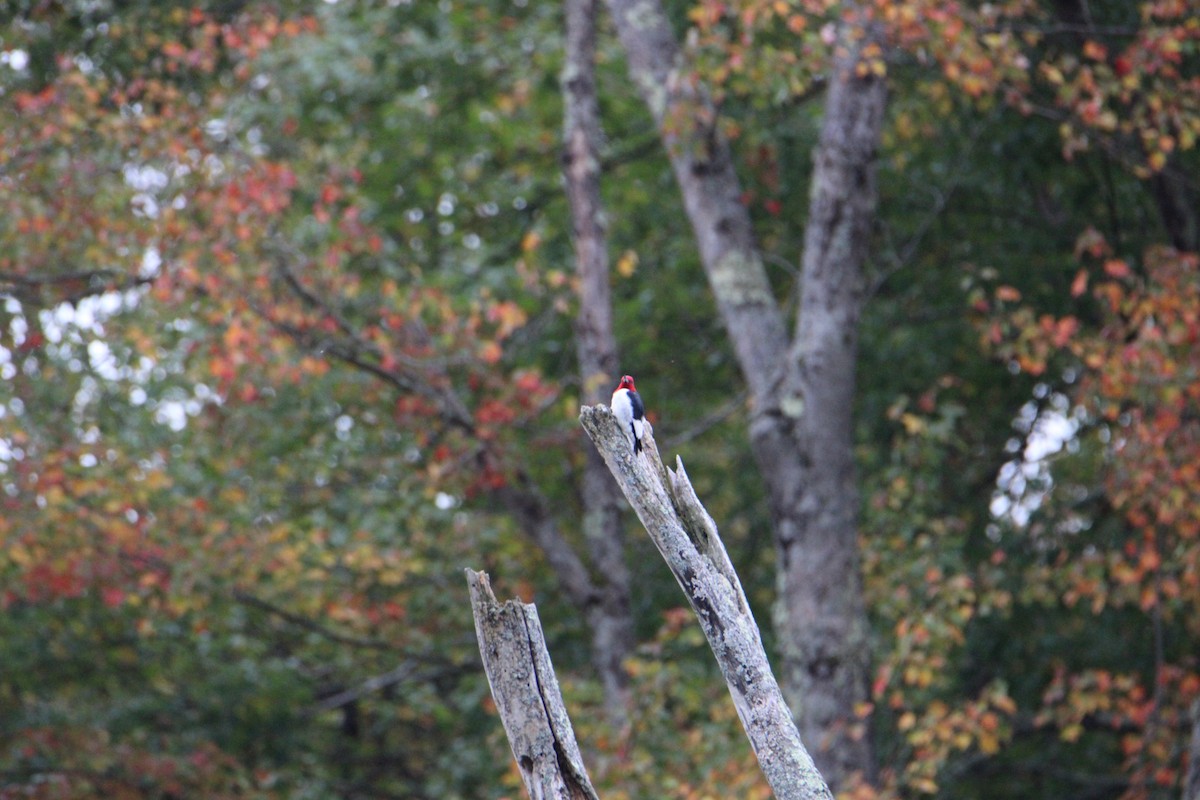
[579,405,833,800]
[468,408,833,799]
[466,569,600,800]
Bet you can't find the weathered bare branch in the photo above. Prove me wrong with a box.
[579,405,833,800]
[466,570,600,800]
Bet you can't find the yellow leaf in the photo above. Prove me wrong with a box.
[616,249,638,278]
[498,301,527,334]
[379,569,406,586]
[142,470,171,491]
[911,777,938,794]
[9,544,31,567]
[521,231,541,252]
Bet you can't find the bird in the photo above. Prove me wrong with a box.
[610,374,645,455]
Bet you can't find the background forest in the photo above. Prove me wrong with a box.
[1,0,1198,798]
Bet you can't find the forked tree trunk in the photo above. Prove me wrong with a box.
[601,0,884,787]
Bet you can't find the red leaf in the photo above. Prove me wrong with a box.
[1053,316,1079,347]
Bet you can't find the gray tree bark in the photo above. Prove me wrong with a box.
[466,569,601,800]
[579,405,833,800]
[772,22,884,784]
[601,0,884,788]
[562,0,634,723]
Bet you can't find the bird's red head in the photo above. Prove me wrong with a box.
[617,375,636,391]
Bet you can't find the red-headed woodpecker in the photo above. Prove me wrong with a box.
[611,374,645,454]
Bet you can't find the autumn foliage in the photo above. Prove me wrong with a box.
[1011,240,1199,788]
[1,0,1198,798]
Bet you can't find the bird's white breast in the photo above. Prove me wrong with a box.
[611,389,634,426]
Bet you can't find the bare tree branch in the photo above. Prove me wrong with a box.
[0,268,156,308]
[310,659,474,714]
[0,268,129,287]
[233,590,396,650]
[664,389,748,448]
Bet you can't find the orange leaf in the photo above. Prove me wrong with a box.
[1082,40,1107,61]
[479,341,502,364]
[487,301,527,338]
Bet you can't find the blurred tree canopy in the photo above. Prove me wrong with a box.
[0,0,1196,798]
